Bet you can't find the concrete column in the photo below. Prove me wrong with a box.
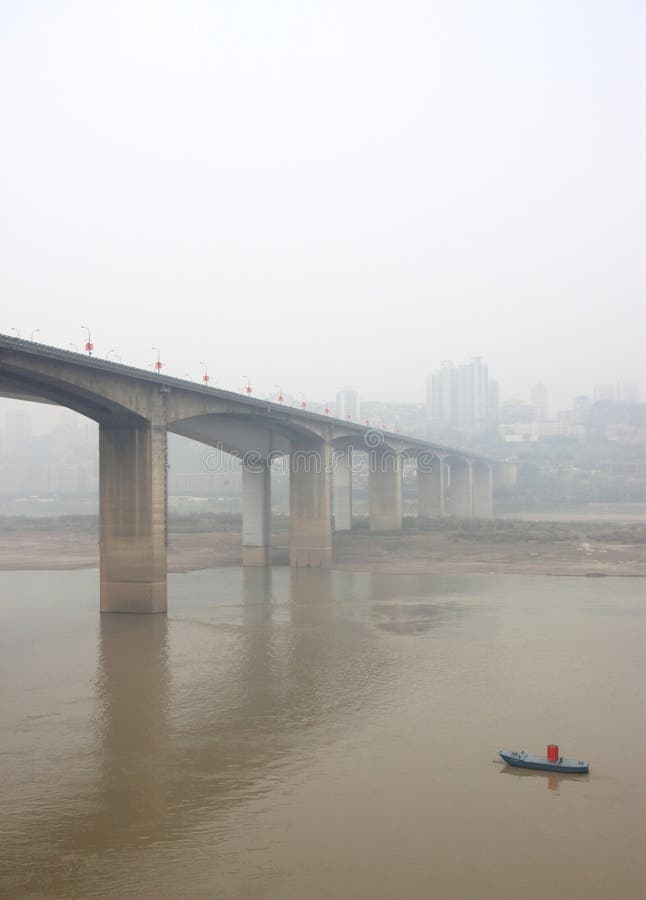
[242,461,272,565]
[494,460,518,490]
[369,447,403,531]
[332,447,352,531]
[99,422,167,614]
[472,463,493,518]
[417,452,445,518]
[449,459,473,518]
[289,440,332,567]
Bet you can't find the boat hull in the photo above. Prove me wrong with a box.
[499,749,589,774]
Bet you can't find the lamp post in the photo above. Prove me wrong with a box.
[68,342,78,352]
[30,329,40,342]
[152,347,162,373]
[11,328,20,339]
[200,362,210,385]
[81,326,93,355]
[243,376,252,395]
[275,385,284,403]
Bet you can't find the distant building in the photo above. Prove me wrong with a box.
[427,357,490,429]
[593,383,615,403]
[336,387,360,421]
[531,383,548,420]
[487,380,500,425]
[616,382,640,403]
[572,395,592,424]
[500,421,585,442]
[500,399,535,424]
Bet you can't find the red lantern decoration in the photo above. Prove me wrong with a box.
[85,341,93,353]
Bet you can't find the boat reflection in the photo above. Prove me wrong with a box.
[498,763,589,792]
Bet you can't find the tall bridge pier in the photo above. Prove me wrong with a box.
[290,440,333,567]
[99,420,168,613]
[241,461,272,567]
[417,452,446,518]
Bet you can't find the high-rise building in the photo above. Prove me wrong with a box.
[572,395,592,424]
[487,380,500,425]
[427,357,490,429]
[531,384,548,420]
[593,384,615,402]
[336,387,360,421]
[617,382,640,403]
[500,399,535,424]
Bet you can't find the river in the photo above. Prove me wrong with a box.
[1,568,644,899]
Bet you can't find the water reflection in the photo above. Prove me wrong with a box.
[5,568,400,896]
[96,614,170,842]
[498,763,590,793]
[2,570,641,900]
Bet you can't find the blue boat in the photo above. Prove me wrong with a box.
[499,749,589,774]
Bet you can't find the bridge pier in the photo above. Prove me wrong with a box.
[369,447,403,531]
[332,447,352,531]
[289,440,332,567]
[472,462,493,518]
[242,460,272,565]
[448,458,472,518]
[417,452,445,518]
[99,422,167,614]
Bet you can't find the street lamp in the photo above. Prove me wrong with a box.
[200,362,210,385]
[11,328,20,338]
[275,385,284,403]
[243,376,252,395]
[81,326,93,355]
[30,329,40,342]
[68,342,78,352]
[152,347,162,373]
[106,349,116,361]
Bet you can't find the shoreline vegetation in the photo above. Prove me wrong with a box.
[0,513,644,577]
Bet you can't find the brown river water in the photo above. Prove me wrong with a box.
[1,568,644,899]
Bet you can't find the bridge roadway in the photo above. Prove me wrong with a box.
[0,334,501,613]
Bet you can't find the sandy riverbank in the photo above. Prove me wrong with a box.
[1,518,644,576]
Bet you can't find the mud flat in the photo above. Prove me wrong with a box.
[0,516,644,576]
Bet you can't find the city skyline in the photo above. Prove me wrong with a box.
[1,363,642,439]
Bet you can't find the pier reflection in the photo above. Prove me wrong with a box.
[6,568,394,896]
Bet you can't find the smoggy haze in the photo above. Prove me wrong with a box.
[1,0,644,409]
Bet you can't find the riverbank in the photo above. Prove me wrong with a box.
[1,515,644,576]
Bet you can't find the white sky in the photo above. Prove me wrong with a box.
[1,0,644,411]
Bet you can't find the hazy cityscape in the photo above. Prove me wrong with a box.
[2,364,643,516]
[1,1,644,899]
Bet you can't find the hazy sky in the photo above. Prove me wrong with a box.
[1,0,644,410]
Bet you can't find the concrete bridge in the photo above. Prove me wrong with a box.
[0,334,500,613]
